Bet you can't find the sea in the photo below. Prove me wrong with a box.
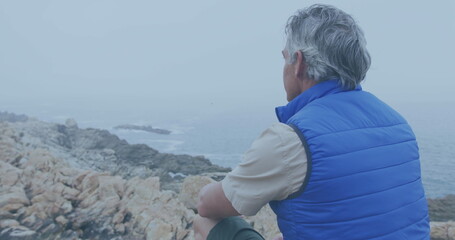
[1,100,454,198]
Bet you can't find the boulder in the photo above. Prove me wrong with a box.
[0,123,23,165]
[0,225,36,240]
[0,219,20,228]
[245,205,280,240]
[431,221,455,240]
[0,186,29,215]
[179,176,215,210]
[0,161,22,187]
[65,118,78,129]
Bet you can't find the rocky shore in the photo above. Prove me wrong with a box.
[0,112,454,239]
[113,124,171,135]
[0,112,229,192]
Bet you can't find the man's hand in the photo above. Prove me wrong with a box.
[197,182,240,220]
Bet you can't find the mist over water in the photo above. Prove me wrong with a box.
[395,102,455,198]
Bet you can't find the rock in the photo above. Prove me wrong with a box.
[0,111,28,123]
[428,195,455,221]
[179,176,215,210]
[114,223,125,234]
[118,177,194,239]
[114,124,172,135]
[0,186,29,214]
[449,226,455,240]
[0,124,23,165]
[39,222,60,236]
[0,219,20,228]
[200,171,228,182]
[21,213,40,229]
[245,205,280,240]
[97,175,125,200]
[0,225,36,240]
[431,221,455,240]
[145,219,174,240]
[0,161,22,186]
[65,118,78,129]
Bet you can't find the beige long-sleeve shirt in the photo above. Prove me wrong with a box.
[221,123,308,216]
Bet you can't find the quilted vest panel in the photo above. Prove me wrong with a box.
[271,80,430,240]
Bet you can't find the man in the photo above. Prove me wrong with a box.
[194,4,430,240]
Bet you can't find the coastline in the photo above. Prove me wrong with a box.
[0,112,453,239]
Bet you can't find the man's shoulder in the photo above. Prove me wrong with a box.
[259,123,299,140]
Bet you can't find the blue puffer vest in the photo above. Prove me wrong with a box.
[271,80,430,240]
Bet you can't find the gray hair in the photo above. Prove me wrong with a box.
[285,4,371,89]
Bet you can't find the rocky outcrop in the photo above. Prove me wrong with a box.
[114,124,171,135]
[1,113,229,192]
[0,111,28,123]
[429,195,455,222]
[0,125,195,239]
[0,122,275,239]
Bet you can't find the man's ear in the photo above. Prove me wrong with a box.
[294,51,308,79]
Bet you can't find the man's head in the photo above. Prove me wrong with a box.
[282,4,371,101]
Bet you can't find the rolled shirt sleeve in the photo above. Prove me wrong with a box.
[221,123,307,216]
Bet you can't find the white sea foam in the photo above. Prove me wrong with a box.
[146,139,185,152]
[168,172,187,178]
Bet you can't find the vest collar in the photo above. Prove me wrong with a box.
[275,80,361,123]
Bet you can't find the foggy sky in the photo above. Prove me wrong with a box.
[1,0,454,119]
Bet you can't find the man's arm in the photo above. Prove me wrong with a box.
[197,182,240,220]
[197,123,307,219]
